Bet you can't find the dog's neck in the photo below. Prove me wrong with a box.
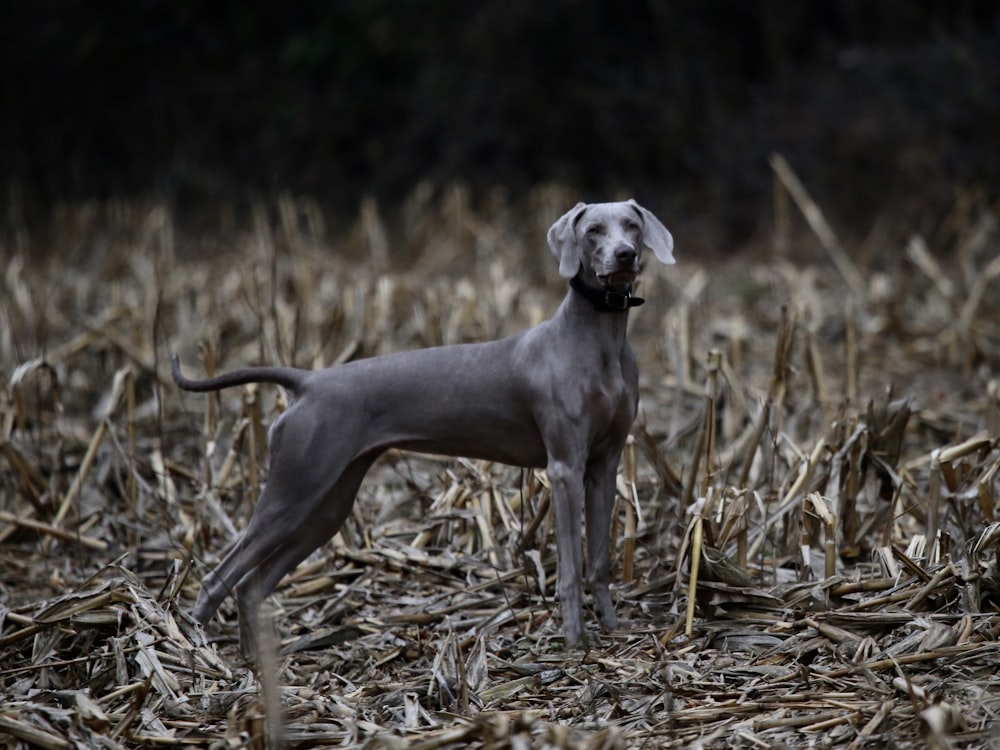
[569,274,644,312]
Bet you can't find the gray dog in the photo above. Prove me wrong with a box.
[172,199,674,655]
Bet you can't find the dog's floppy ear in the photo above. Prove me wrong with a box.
[628,199,675,265]
[547,202,589,278]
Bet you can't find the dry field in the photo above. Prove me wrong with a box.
[2,180,1000,748]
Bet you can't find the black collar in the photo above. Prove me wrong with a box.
[570,274,645,312]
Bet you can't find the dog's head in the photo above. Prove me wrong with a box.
[547,200,675,287]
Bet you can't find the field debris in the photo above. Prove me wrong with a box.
[2,187,1000,747]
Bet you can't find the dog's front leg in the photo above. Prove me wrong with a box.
[546,457,587,645]
[585,452,622,632]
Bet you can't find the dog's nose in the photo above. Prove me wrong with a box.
[614,245,637,265]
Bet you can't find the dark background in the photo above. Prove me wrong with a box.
[3,0,998,246]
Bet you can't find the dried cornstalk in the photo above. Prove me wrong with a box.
[685,514,704,638]
[770,153,865,299]
[50,366,131,538]
[805,492,836,579]
[621,436,638,584]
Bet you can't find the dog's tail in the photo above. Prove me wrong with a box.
[171,353,306,394]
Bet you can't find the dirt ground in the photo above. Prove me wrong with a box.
[2,186,1000,748]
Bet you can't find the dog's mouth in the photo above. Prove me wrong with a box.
[597,269,637,287]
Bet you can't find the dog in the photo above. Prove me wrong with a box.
[172,199,674,655]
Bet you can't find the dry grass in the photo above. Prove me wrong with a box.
[2,178,1000,748]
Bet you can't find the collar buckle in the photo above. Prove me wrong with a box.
[570,274,645,312]
[603,290,631,310]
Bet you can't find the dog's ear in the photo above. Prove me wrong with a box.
[547,202,588,278]
[628,199,675,265]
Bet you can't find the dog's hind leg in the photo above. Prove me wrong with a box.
[193,410,355,622]
[230,452,379,656]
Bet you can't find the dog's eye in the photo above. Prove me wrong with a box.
[624,220,640,233]
[586,224,604,236]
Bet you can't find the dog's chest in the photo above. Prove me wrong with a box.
[591,353,636,426]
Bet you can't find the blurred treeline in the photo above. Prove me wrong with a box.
[2,1,998,242]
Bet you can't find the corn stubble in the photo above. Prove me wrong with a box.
[2,180,1000,748]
